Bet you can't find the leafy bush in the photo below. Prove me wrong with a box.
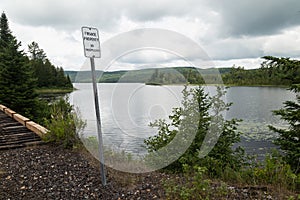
[164,164,231,200]
[43,97,85,148]
[164,165,211,200]
[144,85,244,174]
[238,150,300,191]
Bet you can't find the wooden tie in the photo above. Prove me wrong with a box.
[0,110,43,150]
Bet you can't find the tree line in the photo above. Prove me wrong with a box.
[0,12,72,119]
[28,41,72,88]
[67,59,299,86]
[222,56,300,86]
[0,12,72,90]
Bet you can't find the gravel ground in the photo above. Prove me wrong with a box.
[0,145,297,199]
[0,145,164,200]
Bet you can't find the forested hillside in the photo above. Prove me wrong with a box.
[66,57,299,86]
[65,67,231,84]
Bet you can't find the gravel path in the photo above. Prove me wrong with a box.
[0,145,296,199]
[0,145,164,199]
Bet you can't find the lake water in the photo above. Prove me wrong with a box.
[69,83,296,159]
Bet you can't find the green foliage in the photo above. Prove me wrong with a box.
[28,41,46,61]
[27,41,73,89]
[0,12,38,118]
[0,12,14,49]
[0,13,71,122]
[43,97,86,149]
[144,85,244,174]
[223,57,300,86]
[269,85,300,173]
[262,56,300,84]
[67,57,299,86]
[164,165,210,200]
[163,152,299,199]
[164,164,231,200]
[66,67,228,84]
[239,151,299,191]
[31,99,51,124]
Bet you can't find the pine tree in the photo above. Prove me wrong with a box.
[28,41,47,62]
[0,12,38,118]
[269,85,300,173]
[144,86,243,173]
[0,12,13,50]
[27,41,73,89]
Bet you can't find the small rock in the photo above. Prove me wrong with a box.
[134,190,140,195]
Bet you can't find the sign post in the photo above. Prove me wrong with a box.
[81,26,106,186]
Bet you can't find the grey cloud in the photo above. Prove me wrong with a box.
[3,0,300,37]
[2,0,299,68]
[3,0,206,31]
[208,0,300,37]
[204,37,265,60]
[123,0,194,22]
[87,29,213,71]
[2,0,123,30]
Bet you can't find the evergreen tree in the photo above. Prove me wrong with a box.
[28,41,47,62]
[66,75,72,87]
[222,57,300,86]
[27,42,73,89]
[0,12,13,50]
[144,86,243,173]
[269,85,300,173]
[0,12,38,118]
[56,67,65,87]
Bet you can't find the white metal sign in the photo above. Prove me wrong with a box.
[81,27,101,58]
[81,26,106,186]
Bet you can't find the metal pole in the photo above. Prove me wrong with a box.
[90,57,107,186]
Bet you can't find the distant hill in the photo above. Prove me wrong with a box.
[65,57,300,86]
[65,70,104,83]
[65,67,232,84]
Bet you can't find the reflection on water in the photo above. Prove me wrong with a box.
[69,83,296,158]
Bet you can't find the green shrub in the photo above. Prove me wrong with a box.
[43,97,85,149]
[164,164,232,200]
[164,165,211,200]
[144,85,244,174]
[240,150,299,191]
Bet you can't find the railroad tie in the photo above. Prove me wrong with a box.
[0,110,44,150]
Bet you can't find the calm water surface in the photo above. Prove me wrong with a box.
[69,83,296,158]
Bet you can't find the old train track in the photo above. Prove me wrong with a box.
[0,110,43,150]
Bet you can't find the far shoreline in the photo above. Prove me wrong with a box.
[72,82,291,88]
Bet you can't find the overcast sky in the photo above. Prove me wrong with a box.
[1,0,300,71]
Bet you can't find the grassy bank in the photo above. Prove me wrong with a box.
[35,87,74,94]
